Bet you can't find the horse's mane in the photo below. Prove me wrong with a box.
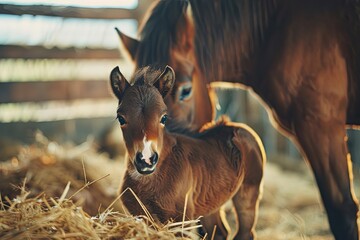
[189,0,278,82]
[165,119,201,136]
[136,0,189,67]
[167,116,231,138]
[189,0,360,91]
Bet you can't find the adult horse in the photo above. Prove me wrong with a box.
[118,0,360,239]
[116,0,215,131]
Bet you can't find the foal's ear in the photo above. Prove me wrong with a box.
[154,65,175,98]
[110,66,130,101]
[115,28,139,61]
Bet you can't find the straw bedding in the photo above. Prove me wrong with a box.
[0,133,200,239]
[1,132,359,239]
[0,191,199,240]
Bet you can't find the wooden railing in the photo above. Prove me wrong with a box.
[0,3,139,19]
[0,1,151,105]
[0,45,120,60]
[0,80,111,103]
[0,1,152,145]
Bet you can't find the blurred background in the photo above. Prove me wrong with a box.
[0,0,359,168]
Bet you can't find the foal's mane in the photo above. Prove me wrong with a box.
[136,0,189,67]
[131,65,163,86]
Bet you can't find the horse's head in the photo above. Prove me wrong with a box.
[115,0,214,130]
[117,30,196,129]
[163,53,195,128]
[110,65,175,175]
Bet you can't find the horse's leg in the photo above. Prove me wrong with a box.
[293,117,359,240]
[232,183,262,240]
[232,128,265,240]
[261,23,359,237]
[201,210,229,240]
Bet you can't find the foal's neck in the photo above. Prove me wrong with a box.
[159,130,177,160]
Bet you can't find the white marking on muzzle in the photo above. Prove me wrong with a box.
[142,136,152,165]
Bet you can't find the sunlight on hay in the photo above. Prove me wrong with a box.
[0,132,202,239]
[0,131,123,216]
[0,187,201,240]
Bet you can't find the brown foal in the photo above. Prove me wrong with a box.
[110,65,265,239]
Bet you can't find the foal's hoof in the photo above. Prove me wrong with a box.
[134,152,158,174]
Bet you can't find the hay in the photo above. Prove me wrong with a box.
[0,131,124,216]
[0,132,202,239]
[0,187,201,240]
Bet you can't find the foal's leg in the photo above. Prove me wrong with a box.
[232,184,262,240]
[232,128,265,240]
[201,210,229,240]
[293,117,359,240]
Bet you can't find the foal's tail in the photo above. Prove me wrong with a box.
[230,122,266,183]
[229,123,266,240]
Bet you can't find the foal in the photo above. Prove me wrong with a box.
[110,65,265,239]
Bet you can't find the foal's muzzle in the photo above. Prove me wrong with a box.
[134,152,159,174]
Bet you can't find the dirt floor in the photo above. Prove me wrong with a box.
[256,160,332,240]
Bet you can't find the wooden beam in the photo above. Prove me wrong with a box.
[0,117,114,143]
[0,4,138,20]
[0,45,121,59]
[0,80,113,103]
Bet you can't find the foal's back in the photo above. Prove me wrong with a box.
[166,120,265,217]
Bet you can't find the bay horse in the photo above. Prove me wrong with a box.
[117,0,360,239]
[115,0,215,132]
[109,65,265,239]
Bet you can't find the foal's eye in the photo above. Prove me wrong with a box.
[117,115,127,126]
[160,114,168,125]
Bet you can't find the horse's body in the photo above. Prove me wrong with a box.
[118,1,360,238]
[110,65,265,239]
[188,1,360,239]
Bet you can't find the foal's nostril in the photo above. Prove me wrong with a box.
[150,152,158,165]
[135,151,158,166]
[135,152,143,163]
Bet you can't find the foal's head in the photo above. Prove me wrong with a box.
[110,65,175,175]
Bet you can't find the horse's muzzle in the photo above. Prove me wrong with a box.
[134,152,159,174]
